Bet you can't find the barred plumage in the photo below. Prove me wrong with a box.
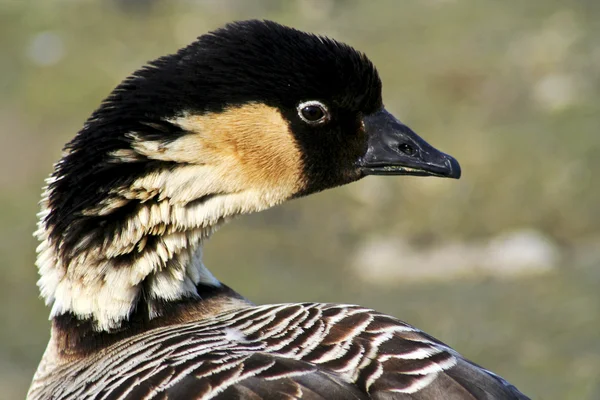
[29,20,530,399]
[29,303,525,399]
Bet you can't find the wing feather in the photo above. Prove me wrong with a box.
[29,303,529,400]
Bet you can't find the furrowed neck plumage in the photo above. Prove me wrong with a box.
[36,102,307,332]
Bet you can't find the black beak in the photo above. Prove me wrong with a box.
[359,109,461,179]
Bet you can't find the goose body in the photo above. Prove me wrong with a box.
[28,20,529,399]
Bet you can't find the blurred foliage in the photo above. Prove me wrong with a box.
[0,0,599,399]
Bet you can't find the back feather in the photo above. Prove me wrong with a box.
[29,303,529,400]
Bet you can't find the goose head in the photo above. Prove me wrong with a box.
[37,20,460,331]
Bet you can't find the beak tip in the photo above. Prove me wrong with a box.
[445,156,461,179]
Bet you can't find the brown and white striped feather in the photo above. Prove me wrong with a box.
[29,303,528,400]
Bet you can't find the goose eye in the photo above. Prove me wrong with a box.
[302,106,324,121]
[297,101,329,124]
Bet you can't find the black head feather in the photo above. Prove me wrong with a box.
[92,19,381,122]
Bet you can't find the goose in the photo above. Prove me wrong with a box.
[28,20,529,400]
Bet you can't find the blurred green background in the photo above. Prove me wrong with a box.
[1,0,599,398]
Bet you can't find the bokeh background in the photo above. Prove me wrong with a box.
[1,0,599,398]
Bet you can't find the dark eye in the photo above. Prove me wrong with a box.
[301,105,324,121]
[297,101,329,124]
[398,143,416,156]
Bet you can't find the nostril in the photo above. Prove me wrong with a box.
[397,143,416,156]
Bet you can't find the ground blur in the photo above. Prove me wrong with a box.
[1,0,599,398]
